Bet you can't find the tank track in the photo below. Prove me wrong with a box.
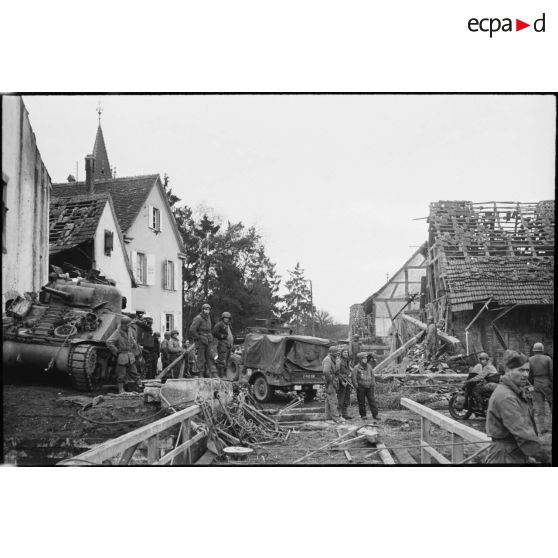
[68,344,98,392]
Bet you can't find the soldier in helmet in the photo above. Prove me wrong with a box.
[323,347,344,423]
[212,311,234,378]
[348,334,361,366]
[189,303,214,377]
[424,316,438,361]
[106,316,141,393]
[529,342,553,434]
[469,352,500,397]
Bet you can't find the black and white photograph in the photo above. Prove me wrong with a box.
[2,93,554,466]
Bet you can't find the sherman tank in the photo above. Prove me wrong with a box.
[3,277,124,391]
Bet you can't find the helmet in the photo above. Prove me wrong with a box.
[221,312,232,319]
[328,346,339,355]
[120,316,132,326]
[479,352,489,360]
[144,316,153,323]
[353,334,360,340]
[533,342,544,352]
[171,329,179,336]
[202,303,211,310]
[357,352,368,360]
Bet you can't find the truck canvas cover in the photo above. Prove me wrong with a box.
[243,334,331,374]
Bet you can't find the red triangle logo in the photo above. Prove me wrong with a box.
[516,19,530,31]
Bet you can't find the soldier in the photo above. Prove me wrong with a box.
[529,342,553,434]
[153,332,161,372]
[424,317,438,361]
[337,349,353,420]
[167,329,185,378]
[323,347,344,423]
[351,352,379,422]
[137,316,157,379]
[348,334,361,366]
[485,351,549,464]
[160,331,171,371]
[189,303,214,378]
[106,316,141,394]
[212,311,234,378]
[469,352,500,397]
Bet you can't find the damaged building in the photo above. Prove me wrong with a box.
[424,200,554,363]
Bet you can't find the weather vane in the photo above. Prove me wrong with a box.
[96,101,103,123]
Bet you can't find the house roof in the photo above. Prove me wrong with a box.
[429,200,554,309]
[49,193,109,254]
[49,192,137,287]
[52,174,158,233]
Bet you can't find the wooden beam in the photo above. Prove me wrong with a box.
[373,331,425,374]
[451,432,464,463]
[377,443,396,465]
[392,447,417,464]
[147,434,159,464]
[66,404,201,464]
[421,441,451,464]
[156,430,206,465]
[401,398,490,443]
[421,417,432,464]
[400,313,461,347]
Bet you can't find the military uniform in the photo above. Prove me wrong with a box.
[106,326,140,388]
[529,353,553,433]
[212,319,234,378]
[323,354,341,421]
[167,335,184,378]
[486,375,545,464]
[189,313,214,377]
[352,360,378,420]
[337,356,352,419]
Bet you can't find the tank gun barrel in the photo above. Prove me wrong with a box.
[42,286,73,301]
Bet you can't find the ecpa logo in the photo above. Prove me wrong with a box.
[468,13,546,37]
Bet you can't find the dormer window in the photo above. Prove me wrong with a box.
[149,206,161,232]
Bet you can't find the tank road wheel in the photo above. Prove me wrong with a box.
[253,375,274,403]
[68,344,98,392]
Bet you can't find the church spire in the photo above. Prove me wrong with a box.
[92,102,112,180]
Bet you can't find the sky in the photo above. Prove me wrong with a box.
[22,94,556,322]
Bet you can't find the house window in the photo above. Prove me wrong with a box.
[104,230,114,256]
[163,260,175,290]
[165,313,174,332]
[2,178,7,254]
[137,252,147,285]
[149,206,161,231]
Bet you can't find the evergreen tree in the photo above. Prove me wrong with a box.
[283,263,314,334]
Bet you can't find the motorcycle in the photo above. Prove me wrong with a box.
[448,371,500,420]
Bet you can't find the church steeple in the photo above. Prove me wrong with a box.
[92,103,112,180]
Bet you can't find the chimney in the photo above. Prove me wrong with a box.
[85,155,96,193]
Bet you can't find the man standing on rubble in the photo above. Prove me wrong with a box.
[349,334,361,366]
[424,317,438,361]
[529,343,553,434]
[212,311,234,378]
[189,303,214,378]
[323,347,344,423]
[485,351,549,464]
[106,316,142,394]
[160,331,171,371]
[352,352,379,422]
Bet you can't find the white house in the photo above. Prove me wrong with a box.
[52,123,186,333]
[2,96,51,309]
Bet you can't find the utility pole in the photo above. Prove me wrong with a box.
[308,279,315,337]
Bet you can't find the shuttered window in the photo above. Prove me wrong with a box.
[163,259,175,290]
[137,252,147,284]
[149,205,161,232]
[104,230,114,256]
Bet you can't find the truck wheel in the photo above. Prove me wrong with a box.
[226,360,240,382]
[253,375,274,403]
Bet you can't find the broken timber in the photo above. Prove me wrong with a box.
[373,330,424,374]
[400,314,461,347]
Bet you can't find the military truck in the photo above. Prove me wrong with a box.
[227,332,331,402]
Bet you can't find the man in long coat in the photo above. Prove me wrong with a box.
[106,316,141,393]
[189,303,214,378]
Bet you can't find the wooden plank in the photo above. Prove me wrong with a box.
[155,430,206,465]
[392,448,417,465]
[372,331,424,374]
[451,432,464,463]
[147,435,159,464]
[421,417,432,464]
[375,373,468,380]
[195,450,216,465]
[118,443,140,465]
[401,398,490,443]
[67,404,201,464]
[400,313,461,346]
[377,443,396,465]
[421,441,451,464]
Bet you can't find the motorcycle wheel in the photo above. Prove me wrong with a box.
[448,392,473,420]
